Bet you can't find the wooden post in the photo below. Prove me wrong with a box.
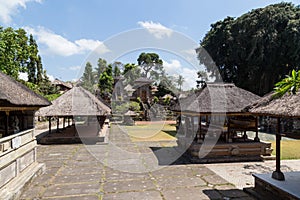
[56,117,59,132]
[68,117,70,126]
[272,117,285,180]
[5,111,9,137]
[48,117,51,133]
[254,116,260,142]
[63,117,66,129]
[198,115,202,142]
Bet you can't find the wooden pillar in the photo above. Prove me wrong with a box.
[63,117,66,129]
[272,117,285,181]
[227,116,230,143]
[5,111,9,137]
[198,115,202,142]
[68,117,70,126]
[48,117,51,133]
[254,116,260,142]
[56,117,59,133]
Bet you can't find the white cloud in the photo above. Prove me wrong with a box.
[47,74,55,81]
[163,59,198,90]
[163,59,181,74]
[24,26,110,56]
[0,0,42,24]
[19,72,28,81]
[138,21,173,39]
[68,66,81,71]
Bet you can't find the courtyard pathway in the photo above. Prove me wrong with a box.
[20,125,255,200]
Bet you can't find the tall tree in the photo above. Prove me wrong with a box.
[82,62,95,92]
[137,52,163,79]
[36,55,43,85]
[27,34,38,83]
[197,3,300,96]
[95,58,107,80]
[0,27,27,79]
[177,75,184,91]
[112,61,123,77]
[98,64,113,98]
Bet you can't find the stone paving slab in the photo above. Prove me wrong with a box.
[19,126,254,200]
[103,191,162,200]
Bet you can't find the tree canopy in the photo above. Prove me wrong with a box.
[197,2,300,96]
[0,26,57,99]
[137,52,164,80]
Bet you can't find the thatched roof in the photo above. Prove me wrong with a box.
[173,83,260,114]
[52,79,73,89]
[0,71,50,107]
[245,91,300,118]
[36,86,111,116]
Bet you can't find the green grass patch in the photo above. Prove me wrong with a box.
[122,123,177,142]
[271,140,300,160]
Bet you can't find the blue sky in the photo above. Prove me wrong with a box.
[1,0,299,89]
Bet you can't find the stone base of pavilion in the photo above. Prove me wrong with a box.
[244,172,300,200]
[183,139,273,163]
[38,123,109,145]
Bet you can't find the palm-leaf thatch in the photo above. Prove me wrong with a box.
[36,86,111,117]
[245,91,300,118]
[173,83,260,114]
[0,71,50,107]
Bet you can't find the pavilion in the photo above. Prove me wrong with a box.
[172,83,272,162]
[245,91,300,199]
[0,71,50,199]
[36,86,111,144]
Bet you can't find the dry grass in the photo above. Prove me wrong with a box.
[271,140,300,160]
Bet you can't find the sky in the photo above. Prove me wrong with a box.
[1,0,299,89]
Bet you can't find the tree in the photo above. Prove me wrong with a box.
[197,3,300,96]
[36,55,43,85]
[177,75,184,91]
[274,69,300,97]
[81,62,95,92]
[112,61,122,77]
[27,34,38,83]
[0,27,28,79]
[95,58,107,80]
[98,64,113,99]
[137,52,163,79]
[123,63,141,85]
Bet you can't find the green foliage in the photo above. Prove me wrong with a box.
[44,93,62,101]
[163,96,171,105]
[95,58,107,80]
[82,62,95,92]
[197,3,300,95]
[114,101,141,114]
[274,69,300,97]
[123,63,141,85]
[137,52,164,79]
[153,96,159,103]
[98,64,113,98]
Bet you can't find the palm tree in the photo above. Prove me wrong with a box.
[177,75,184,91]
[274,69,300,97]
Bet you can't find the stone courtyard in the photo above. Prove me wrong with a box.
[20,125,255,200]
